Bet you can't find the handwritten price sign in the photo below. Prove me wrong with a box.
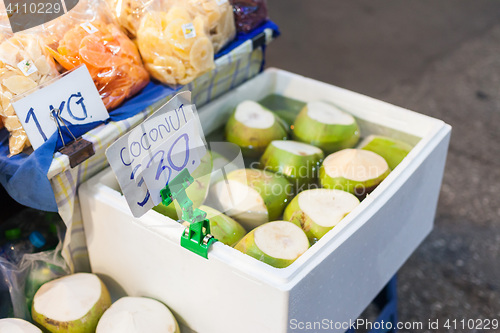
[12,66,109,149]
[106,92,207,217]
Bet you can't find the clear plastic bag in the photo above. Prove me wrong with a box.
[0,243,70,319]
[136,0,235,86]
[0,8,59,154]
[230,0,268,33]
[136,4,213,86]
[0,29,59,155]
[44,0,150,110]
[176,0,236,53]
[105,0,154,38]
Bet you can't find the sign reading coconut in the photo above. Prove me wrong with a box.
[106,91,207,217]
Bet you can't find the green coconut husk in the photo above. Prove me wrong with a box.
[283,188,359,243]
[359,135,413,170]
[225,100,288,158]
[32,273,111,333]
[234,221,309,268]
[210,169,293,230]
[260,140,324,192]
[198,205,246,246]
[293,101,360,154]
[319,149,390,199]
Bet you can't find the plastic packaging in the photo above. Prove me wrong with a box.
[136,0,235,86]
[230,0,268,33]
[0,31,59,155]
[105,0,154,38]
[44,1,150,110]
[178,0,236,53]
[0,245,69,319]
[0,211,61,264]
[0,209,67,319]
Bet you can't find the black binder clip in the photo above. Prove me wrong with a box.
[50,109,95,168]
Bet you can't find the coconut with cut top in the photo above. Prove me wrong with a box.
[209,169,293,231]
[31,273,111,333]
[292,101,360,154]
[319,149,390,199]
[358,135,413,170]
[283,188,359,243]
[181,205,246,246]
[208,150,240,186]
[234,221,310,268]
[0,318,42,333]
[225,100,288,157]
[260,140,324,191]
[96,297,179,333]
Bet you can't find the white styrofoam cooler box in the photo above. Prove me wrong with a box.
[79,68,451,333]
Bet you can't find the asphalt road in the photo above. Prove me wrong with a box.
[266,1,500,331]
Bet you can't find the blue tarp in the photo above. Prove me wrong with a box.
[0,21,279,211]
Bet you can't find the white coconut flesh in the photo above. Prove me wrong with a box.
[33,273,102,322]
[271,140,322,156]
[213,180,267,223]
[234,100,275,129]
[0,318,42,333]
[96,297,177,333]
[255,222,309,260]
[306,101,355,125]
[323,149,389,181]
[298,189,359,227]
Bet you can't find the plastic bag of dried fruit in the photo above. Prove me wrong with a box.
[136,0,235,86]
[44,0,150,110]
[0,29,59,156]
[230,0,268,33]
[105,0,154,38]
[176,0,236,53]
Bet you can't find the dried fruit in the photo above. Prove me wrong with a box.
[136,6,215,86]
[46,19,150,110]
[0,33,59,155]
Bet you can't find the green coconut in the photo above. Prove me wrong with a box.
[260,140,324,192]
[283,189,360,243]
[319,149,390,199]
[358,135,413,170]
[292,101,360,154]
[32,273,111,333]
[209,169,293,230]
[25,262,68,315]
[186,205,246,246]
[258,93,306,129]
[0,318,42,332]
[208,150,240,186]
[152,151,213,219]
[225,100,288,158]
[234,221,309,268]
[96,297,180,333]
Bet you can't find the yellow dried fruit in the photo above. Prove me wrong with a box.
[136,5,215,86]
[0,33,58,155]
[190,37,214,72]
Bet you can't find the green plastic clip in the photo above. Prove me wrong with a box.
[160,169,217,259]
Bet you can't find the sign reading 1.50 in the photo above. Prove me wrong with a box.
[5,2,63,14]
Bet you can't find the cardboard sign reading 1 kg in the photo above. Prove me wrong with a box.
[106,91,205,217]
[12,65,109,150]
